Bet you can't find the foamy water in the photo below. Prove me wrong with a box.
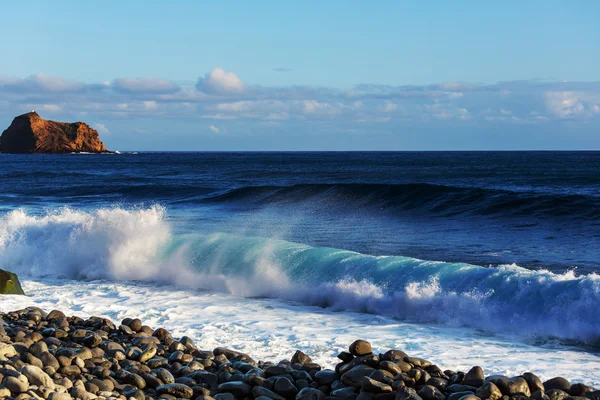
[2,207,600,345]
[1,279,599,386]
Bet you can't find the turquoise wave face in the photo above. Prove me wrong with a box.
[175,232,600,346]
[2,206,599,346]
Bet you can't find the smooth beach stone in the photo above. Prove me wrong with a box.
[274,376,299,398]
[349,340,372,357]
[457,396,481,400]
[331,387,359,400]
[546,389,570,400]
[315,370,338,386]
[486,376,530,396]
[381,350,408,362]
[156,383,194,398]
[404,357,431,368]
[253,386,287,400]
[426,378,448,391]
[418,385,445,400]
[447,392,475,400]
[361,376,392,394]
[48,393,74,400]
[476,382,502,400]
[139,346,157,363]
[545,377,572,392]
[447,384,479,393]
[218,381,252,397]
[379,361,402,376]
[291,350,313,365]
[462,366,484,387]
[522,372,544,394]
[341,365,376,388]
[21,365,55,389]
[296,387,326,400]
[396,387,424,400]
[0,342,17,359]
[4,375,29,393]
[570,383,596,396]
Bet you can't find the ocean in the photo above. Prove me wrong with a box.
[1,151,599,384]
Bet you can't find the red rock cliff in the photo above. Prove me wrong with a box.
[0,112,108,154]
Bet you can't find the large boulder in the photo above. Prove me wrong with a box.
[0,269,25,295]
[0,112,108,154]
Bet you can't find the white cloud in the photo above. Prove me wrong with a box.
[265,112,289,121]
[544,91,600,118]
[113,78,180,94]
[209,125,220,133]
[381,102,398,113]
[303,100,337,115]
[93,123,110,135]
[143,101,158,110]
[196,67,244,94]
[41,104,62,112]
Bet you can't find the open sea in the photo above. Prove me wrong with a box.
[1,151,599,384]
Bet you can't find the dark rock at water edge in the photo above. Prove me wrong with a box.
[0,269,25,295]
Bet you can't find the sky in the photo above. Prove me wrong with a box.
[0,1,599,150]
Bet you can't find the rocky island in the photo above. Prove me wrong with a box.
[0,112,108,154]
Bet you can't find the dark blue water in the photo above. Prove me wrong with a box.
[1,151,599,273]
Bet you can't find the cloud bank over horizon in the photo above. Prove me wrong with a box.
[1,67,599,150]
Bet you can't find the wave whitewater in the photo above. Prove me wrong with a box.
[1,206,599,345]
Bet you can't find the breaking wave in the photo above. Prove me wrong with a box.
[1,206,599,345]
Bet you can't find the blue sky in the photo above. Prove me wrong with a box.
[1,1,599,150]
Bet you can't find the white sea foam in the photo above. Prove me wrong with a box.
[1,206,599,345]
[1,279,599,386]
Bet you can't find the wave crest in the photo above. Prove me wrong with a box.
[1,206,599,345]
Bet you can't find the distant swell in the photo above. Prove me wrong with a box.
[204,183,600,220]
[1,206,599,345]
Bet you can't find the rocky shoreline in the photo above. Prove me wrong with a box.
[0,308,598,400]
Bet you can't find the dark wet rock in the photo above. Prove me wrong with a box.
[418,385,445,400]
[545,378,572,392]
[350,340,373,357]
[462,367,484,387]
[275,376,299,398]
[315,370,339,386]
[476,382,502,400]
[342,365,377,388]
[396,387,423,400]
[404,357,431,368]
[215,394,238,400]
[532,390,551,400]
[522,372,545,394]
[447,385,479,393]
[361,377,392,394]
[485,376,530,397]
[218,381,252,397]
[292,350,313,365]
[296,387,327,400]
[254,386,287,400]
[381,350,408,362]
[332,387,359,400]
[546,389,571,400]
[571,383,596,396]
[157,383,194,398]
[447,392,475,400]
